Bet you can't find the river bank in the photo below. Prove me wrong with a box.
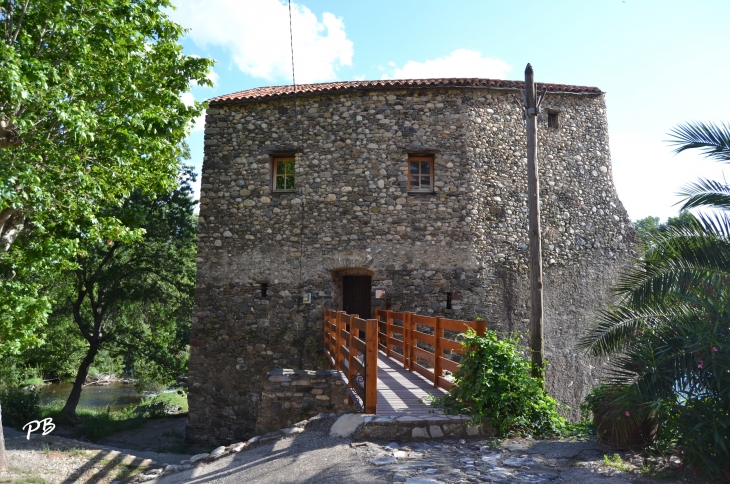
[40,380,143,413]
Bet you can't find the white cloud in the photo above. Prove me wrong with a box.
[169,0,353,83]
[382,49,511,80]
[181,92,205,132]
[180,92,195,108]
[610,131,727,221]
[206,69,219,86]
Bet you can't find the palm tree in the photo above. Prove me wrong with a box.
[579,122,730,477]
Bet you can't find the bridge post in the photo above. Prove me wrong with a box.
[335,311,343,369]
[385,310,393,358]
[365,318,378,414]
[434,316,442,388]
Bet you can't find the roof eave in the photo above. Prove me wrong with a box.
[206,83,603,106]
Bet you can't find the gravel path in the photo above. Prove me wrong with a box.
[153,416,693,484]
[156,417,384,484]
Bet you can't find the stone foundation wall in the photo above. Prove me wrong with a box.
[255,369,355,434]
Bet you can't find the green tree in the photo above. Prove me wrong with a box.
[0,0,212,356]
[633,215,660,243]
[634,211,696,245]
[579,122,730,477]
[55,170,197,417]
[0,2,209,462]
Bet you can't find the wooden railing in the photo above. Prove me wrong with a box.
[323,308,378,414]
[374,308,486,391]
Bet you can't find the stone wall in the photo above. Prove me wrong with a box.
[255,369,355,434]
[187,83,636,445]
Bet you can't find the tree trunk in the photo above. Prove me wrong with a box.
[0,208,24,254]
[0,403,6,471]
[61,342,100,417]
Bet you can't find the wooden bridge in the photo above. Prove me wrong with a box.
[322,308,486,415]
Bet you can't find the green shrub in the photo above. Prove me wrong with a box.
[581,298,730,477]
[133,358,178,394]
[432,328,566,437]
[0,360,44,389]
[0,387,41,429]
[87,350,124,378]
[135,392,187,418]
[663,396,730,475]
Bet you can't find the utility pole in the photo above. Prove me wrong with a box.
[524,63,545,382]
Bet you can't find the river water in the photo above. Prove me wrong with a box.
[39,382,143,412]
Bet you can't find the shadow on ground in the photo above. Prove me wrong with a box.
[157,417,383,484]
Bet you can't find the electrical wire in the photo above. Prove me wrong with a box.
[289,0,311,367]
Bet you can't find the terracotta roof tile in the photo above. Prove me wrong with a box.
[207,78,602,105]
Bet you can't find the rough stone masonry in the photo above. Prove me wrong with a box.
[255,369,355,434]
[187,78,636,445]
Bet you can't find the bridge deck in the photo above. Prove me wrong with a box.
[376,351,460,418]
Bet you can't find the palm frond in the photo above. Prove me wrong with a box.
[579,300,699,357]
[616,215,730,307]
[579,304,676,356]
[668,121,730,162]
[584,285,729,402]
[678,178,730,211]
[607,349,698,402]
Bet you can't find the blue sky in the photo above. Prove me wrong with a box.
[169,0,730,221]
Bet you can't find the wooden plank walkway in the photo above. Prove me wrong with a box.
[376,350,450,417]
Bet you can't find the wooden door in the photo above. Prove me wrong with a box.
[342,275,372,319]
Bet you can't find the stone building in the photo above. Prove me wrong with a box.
[187,78,636,445]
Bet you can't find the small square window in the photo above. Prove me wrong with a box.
[408,156,434,193]
[272,157,296,192]
[547,111,560,129]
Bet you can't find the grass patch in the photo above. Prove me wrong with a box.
[482,437,501,449]
[20,377,45,387]
[603,453,633,472]
[562,421,596,440]
[62,447,92,458]
[41,404,147,442]
[39,392,187,442]
[0,477,48,484]
[638,466,683,481]
[139,390,188,414]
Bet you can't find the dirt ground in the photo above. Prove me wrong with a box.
[95,417,188,455]
[0,420,191,484]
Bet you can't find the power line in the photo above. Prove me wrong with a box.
[289,1,311,366]
[287,0,303,288]
[288,0,297,94]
